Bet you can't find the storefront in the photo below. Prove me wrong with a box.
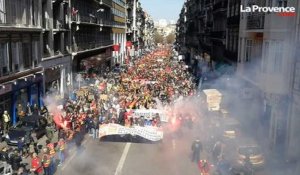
[45,67,61,95]
[79,51,112,75]
[0,83,13,117]
[11,74,43,124]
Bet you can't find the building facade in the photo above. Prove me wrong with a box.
[41,0,72,97]
[0,0,44,124]
[112,0,126,65]
[126,0,137,58]
[177,0,300,165]
[283,0,300,165]
[143,12,154,49]
[70,0,113,77]
[126,0,147,59]
[238,0,299,161]
[176,0,240,73]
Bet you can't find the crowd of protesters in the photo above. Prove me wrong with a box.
[0,47,197,175]
[52,47,196,138]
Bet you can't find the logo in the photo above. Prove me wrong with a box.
[240,5,296,16]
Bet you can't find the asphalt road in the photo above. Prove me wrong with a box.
[57,130,201,175]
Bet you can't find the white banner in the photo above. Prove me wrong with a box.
[99,124,163,141]
[126,109,169,122]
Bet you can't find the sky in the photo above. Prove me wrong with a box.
[139,0,184,21]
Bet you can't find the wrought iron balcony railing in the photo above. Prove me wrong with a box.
[210,31,226,39]
[227,15,240,25]
[73,40,113,52]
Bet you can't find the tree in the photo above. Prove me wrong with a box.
[154,31,164,44]
[166,33,176,44]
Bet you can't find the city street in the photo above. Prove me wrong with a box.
[1,0,300,174]
[58,130,200,175]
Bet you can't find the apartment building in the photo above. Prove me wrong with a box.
[176,0,240,73]
[287,0,300,165]
[176,5,187,55]
[225,0,240,64]
[41,0,71,96]
[0,0,44,124]
[143,12,154,50]
[211,0,227,63]
[238,0,298,158]
[126,0,136,58]
[70,0,113,75]
[126,0,146,58]
[112,0,126,65]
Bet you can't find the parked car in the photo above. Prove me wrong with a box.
[5,115,48,146]
[236,145,265,169]
[220,117,241,140]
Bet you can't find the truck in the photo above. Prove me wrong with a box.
[202,89,222,111]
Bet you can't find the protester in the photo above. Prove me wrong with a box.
[191,138,203,163]
[30,153,42,175]
[57,138,66,165]
[2,110,10,134]
[41,148,51,175]
[46,140,56,174]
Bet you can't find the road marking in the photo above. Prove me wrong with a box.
[114,143,131,175]
[61,138,90,170]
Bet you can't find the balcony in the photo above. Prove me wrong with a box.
[0,67,43,84]
[227,15,240,26]
[210,31,226,39]
[247,14,265,30]
[73,40,113,53]
[213,0,228,12]
[205,0,213,6]
[197,11,206,17]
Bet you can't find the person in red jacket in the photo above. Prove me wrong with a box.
[46,140,56,174]
[30,153,42,175]
[198,159,211,175]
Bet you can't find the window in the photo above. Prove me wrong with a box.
[11,42,20,72]
[293,64,300,90]
[0,43,9,75]
[262,41,269,73]
[0,0,5,23]
[278,0,287,7]
[238,38,242,62]
[245,39,252,62]
[273,42,283,73]
[268,0,273,6]
[22,42,31,69]
[32,40,39,66]
[235,2,239,16]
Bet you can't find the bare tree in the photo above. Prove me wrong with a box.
[166,32,176,44]
[154,31,164,44]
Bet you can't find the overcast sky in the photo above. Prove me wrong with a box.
[139,0,184,21]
